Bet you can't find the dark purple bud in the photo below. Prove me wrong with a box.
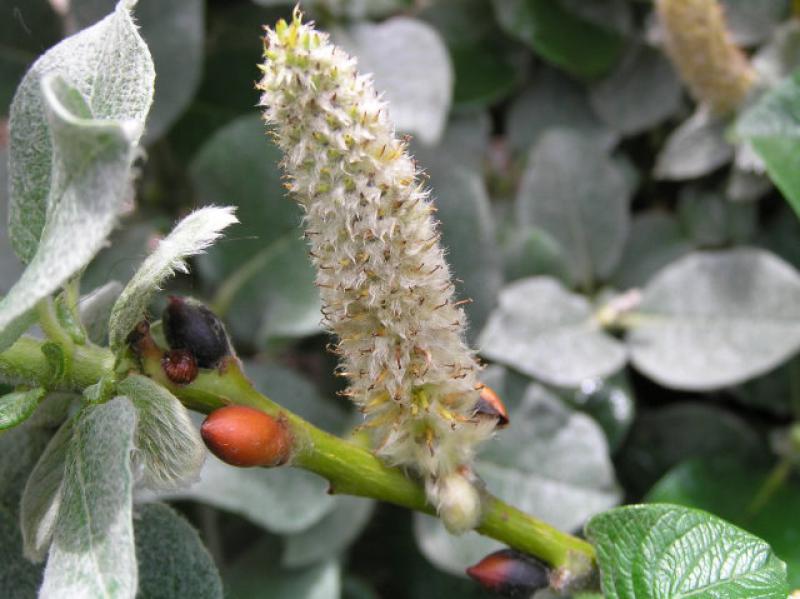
[467,549,550,597]
[162,296,232,368]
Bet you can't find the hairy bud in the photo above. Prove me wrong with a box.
[257,8,495,525]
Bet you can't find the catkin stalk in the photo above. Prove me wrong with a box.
[257,8,495,532]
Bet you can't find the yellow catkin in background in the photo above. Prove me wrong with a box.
[657,0,757,115]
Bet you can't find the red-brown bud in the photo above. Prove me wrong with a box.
[162,349,199,385]
[474,385,509,428]
[201,405,292,467]
[466,549,549,597]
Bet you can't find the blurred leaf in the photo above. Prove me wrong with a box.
[156,453,335,535]
[118,374,205,492]
[108,206,237,353]
[244,360,349,434]
[226,550,341,599]
[758,204,800,271]
[726,168,773,204]
[503,225,572,286]
[70,0,205,141]
[78,281,123,344]
[655,109,734,181]
[559,0,633,36]
[611,211,692,290]
[80,219,159,293]
[411,150,502,340]
[0,419,54,516]
[676,187,757,247]
[647,457,800,587]
[0,505,42,598]
[40,397,138,598]
[628,249,800,390]
[282,495,374,568]
[616,403,763,497]
[589,43,681,136]
[335,17,453,145]
[491,0,625,79]
[736,71,800,218]
[478,277,627,388]
[412,111,491,173]
[135,502,222,599]
[753,21,800,87]
[506,68,617,155]
[20,413,75,561]
[561,375,634,452]
[721,0,788,47]
[0,0,61,116]
[516,130,631,287]
[416,382,619,574]
[733,361,795,418]
[420,0,523,109]
[586,503,789,599]
[306,0,411,20]
[190,113,320,348]
[0,387,45,431]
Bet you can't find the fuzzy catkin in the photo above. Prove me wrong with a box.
[657,0,756,115]
[258,9,494,532]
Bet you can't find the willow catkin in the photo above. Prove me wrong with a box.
[257,8,495,533]
[657,0,757,115]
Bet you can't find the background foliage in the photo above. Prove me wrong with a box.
[2,0,800,597]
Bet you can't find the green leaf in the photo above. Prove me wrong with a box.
[655,109,734,181]
[0,505,43,598]
[20,414,75,561]
[118,374,205,491]
[282,496,374,568]
[335,17,452,145]
[108,206,237,353]
[736,71,800,218]
[628,249,800,390]
[589,43,681,136]
[415,383,620,574]
[491,0,625,79]
[516,130,631,287]
[8,0,154,263]
[506,68,617,155]
[70,0,205,141]
[0,0,61,116]
[611,211,692,290]
[190,113,320,347]
[586,503,789,599]
[615,403,763,498]
[135,502,222,599]
[0,387,45,430]
[478,277,626,387]
[40,397,138,598]
[646,458,800,588]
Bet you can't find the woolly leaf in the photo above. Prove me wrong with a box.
[478,277,626,388]
[118,374,205,491]
[0,387,45,430]
[628,249,800,390]
[0,505,42,598]
[20,413,75,561]
[108,206,237,353]
[586,504,789,599]
[40,397,138,598]
[655,109,733,181]
[135,503,222,599]
[79,281,123,344]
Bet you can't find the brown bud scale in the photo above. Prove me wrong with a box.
[201,405,292,468]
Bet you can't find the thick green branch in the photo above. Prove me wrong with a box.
[0,335,597,586]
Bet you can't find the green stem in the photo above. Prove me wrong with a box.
[0,335,597,585]
[747,458,792,517]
